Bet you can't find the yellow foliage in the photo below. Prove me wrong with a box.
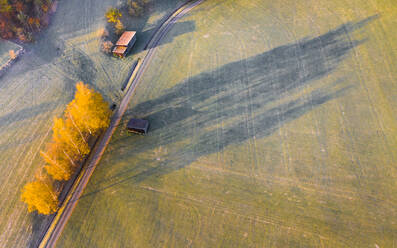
[52,116,90,158]
[21,81,111,213]
[21,178,59,215]
[44,163,71,181]
[41,142,74,181]
[105,7,122,24]
[39,82,109,183]
[65,82,111,136]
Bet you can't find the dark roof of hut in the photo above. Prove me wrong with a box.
[127,118,149,130]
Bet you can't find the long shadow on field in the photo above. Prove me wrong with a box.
[142,20,196,50]
[82,16,377,197]
[28,212,55,248]
[0,101,57,164]
[0,102,55,129]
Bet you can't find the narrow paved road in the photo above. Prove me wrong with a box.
[40,0,203,247]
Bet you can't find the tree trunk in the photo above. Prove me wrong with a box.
[68,112,88,143]
[63,149,77,167]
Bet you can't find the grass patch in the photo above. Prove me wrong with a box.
[56,0,397,246]
[59,0,397,246]
[8,0,397,247]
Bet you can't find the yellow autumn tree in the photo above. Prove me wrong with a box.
[105,7,121,24]
[52,116,90,158]
[65,82,111,136]
[21,174,59,215]
[41,142,75,181]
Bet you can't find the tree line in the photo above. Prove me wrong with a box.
[21,82,111,215]
[0,0,54,41]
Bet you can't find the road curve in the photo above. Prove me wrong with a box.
[39,0,203,247]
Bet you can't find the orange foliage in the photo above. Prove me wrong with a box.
[21,175,59,215]
[0,0,53,41]
[28,17,34,25]
[22,81,110,215]
[52,117,90,157]
[66,82,111,136]
[41,142,75,181]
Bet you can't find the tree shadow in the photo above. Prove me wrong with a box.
[107,1,193,55]
[0,101,55,129]
[108,20,196,58]
[81,15,378,198]
[28,212,55,248]
[27,146,99,248]
[142,20,196,50]
[57,47,98,85]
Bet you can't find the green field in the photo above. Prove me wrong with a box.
[0,0,185,247]
[55,0,397,247]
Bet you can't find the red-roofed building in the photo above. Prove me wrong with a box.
[113,31,137,57]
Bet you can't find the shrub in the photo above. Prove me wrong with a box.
[115,20,125,35]
[9,49,16,60]
[127,0,143,17]
[105,7,121,24]
[101,40,114,54]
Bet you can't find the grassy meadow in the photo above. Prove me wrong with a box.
[56,0,397,247]
[0,0,185,247]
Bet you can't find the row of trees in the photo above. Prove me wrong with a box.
[0,0,53,41]
[21,82,112,215]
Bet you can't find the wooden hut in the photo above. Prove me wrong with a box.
[113,31,137,58]
[127,118,149,134]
